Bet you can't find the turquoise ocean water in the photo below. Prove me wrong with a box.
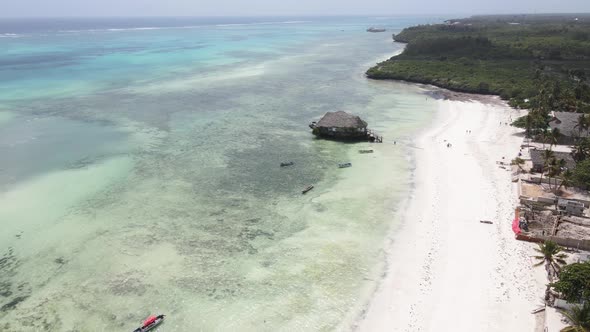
[0,17,441,331]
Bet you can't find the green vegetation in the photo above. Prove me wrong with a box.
[560,302,590,332]
[552,261,590,304]
[367,58,537,97]
[573,159,590,189]
[367,14,590,189]
[533,240,568,276]
[551,262,590,331]
[367,14,590,108]
[572,137,590,162]
[511,157,525,171]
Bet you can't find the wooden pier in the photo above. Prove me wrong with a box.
[367,129,383,143]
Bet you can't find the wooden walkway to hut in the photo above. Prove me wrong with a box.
[367,129,383,143]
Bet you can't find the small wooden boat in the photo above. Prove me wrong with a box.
[338,162,352,168]
[302,185,314,194]
[359,149,374,154]
[280,161,294,167]
[480,220,493,224]
[132,314,165,332]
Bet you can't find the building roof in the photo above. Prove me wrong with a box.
[530,149,576,170]
[316,111,368,129]
[548,112,589,138]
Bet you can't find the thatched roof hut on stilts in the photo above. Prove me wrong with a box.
[309,111,381,142]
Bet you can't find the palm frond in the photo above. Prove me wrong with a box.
[560,327,583,332]
[556,258,568,265]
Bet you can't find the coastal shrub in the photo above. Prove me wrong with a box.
[367,17,590,104]
[572,159,590,189]
[511,88,523,98]
[560,302,590,332]
[572,138,590,162]
[571,31,589,41]
[478,82,490,93]
[551,261,590,303]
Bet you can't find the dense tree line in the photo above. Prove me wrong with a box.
[368,15,590,105]
[367,15,590,189]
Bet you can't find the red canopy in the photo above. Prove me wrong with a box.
[143,315,157,327]
[512,208,521,234]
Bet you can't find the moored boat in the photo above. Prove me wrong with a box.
[280,161,295,167]
[358,149,373,153]
[132,314,165,332]
[338,162,352,168]
[366,27,386,32]
[302,185,314,194]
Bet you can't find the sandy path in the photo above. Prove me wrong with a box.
[357,98,545,331]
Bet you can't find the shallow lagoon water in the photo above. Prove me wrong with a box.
[0,17,439,331]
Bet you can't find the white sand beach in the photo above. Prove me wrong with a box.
[358,96,547,331]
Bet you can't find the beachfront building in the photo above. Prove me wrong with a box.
[530,149,576,173]
[310,111,369,140]
[548,112,590,143]
[557,198,585,217]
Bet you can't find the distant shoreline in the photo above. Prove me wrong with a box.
[356,91,545,331]
[357,13,590,331]
[365,37,506,98]
[365,14,590,110]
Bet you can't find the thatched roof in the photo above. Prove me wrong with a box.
[549,112,589,138]
[530,149,576,170]
[316,111,367,129]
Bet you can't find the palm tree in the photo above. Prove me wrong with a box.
[550,127,561,148]
[555,159,567,189]
[561,302,590,332]
[525,114,533,138]
[558,169,574,191]
[547,158,561,190]
[551,158,567,191]
[572,138,590,162]
[541,127,551,148]
[539,149,555,184]
[574,114,590,139]
[533,240,568,279]
[511,157,525,173]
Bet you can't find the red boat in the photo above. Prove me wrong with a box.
[133,314,165,332]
